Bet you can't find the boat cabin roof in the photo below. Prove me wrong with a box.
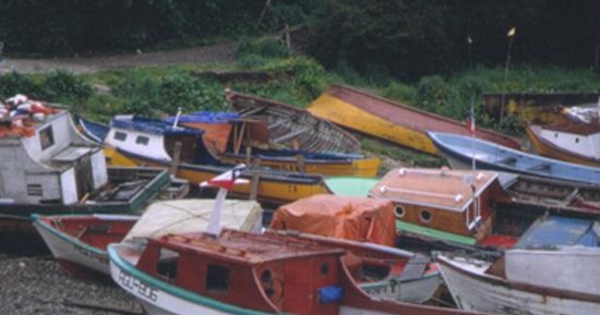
[151,229,347,265]
[111,115,203,136]
[369,168,499,212]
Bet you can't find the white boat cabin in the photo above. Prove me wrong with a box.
[0,105,107,205]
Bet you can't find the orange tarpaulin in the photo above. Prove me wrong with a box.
[269,194,397,247]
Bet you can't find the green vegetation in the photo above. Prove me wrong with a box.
[1,37,600,166]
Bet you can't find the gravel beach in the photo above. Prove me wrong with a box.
[0,237,143,315]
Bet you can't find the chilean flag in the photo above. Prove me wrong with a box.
[465,107,476,135]
[200,164,248,191]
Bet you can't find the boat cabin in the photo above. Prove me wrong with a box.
[368,168,510,242]
[0,104,107,204]
[105,115,220,166]
[136,229,348,315]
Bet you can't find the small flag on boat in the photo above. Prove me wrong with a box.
[465,107,476,135]
[507,27,516,37]
[200,164,248,191]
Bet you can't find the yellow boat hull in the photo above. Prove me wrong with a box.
[217,154,381,177]
[308,94,440,155]
[106,148,332,205]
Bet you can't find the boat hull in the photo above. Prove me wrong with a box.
[526,124,600,167]
[110,148,333,205]
[436,253,600,315]
[33,214,136,277]
[428,131,600,185]
[218,153,381,177]
[307,84,522,156]
[0,166,170,233]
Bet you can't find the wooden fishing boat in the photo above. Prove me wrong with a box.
[225,88,362,154]
[326,167,600,252]
[306,84,522,156]
[435,215,600,315]
[32,199,263,279]
[87,115,332,205]
[525,120,600,167]
[498,172,600,216]
[109,227,501,315]
[428,131,600,185]
[0,95,178,233]
[79,113,380,177]
[270,194,440,303]
[164,111,380,177]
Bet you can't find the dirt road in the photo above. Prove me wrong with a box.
[0,43,238,75]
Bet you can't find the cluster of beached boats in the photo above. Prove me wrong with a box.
[0,86,599,315]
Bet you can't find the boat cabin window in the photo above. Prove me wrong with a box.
[394,206,406,218]
[419,210,432,223]
[320,263,329,275]
[39,126,54,150]
[156,247,179,281]
[575,138,580,143]
[206,264,230,292]
[136,135,150,145]
[27,184,43,196]
[114,131,127,142]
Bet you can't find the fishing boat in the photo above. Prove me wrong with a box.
[163,111,380,177]
[109,227,504,315]
[80,114,333,205]
[32,199,263,279]
[78,116,328,205]
[0,95,177,233]
[498,172,600,216]
[270,194,441,303]
[306,84,522,156]
[81,113,380,177]
[225,88,362,154]
[435,215,600,315]
[427,131,600,185]
[326,167,600,252]
[525,120,600,167]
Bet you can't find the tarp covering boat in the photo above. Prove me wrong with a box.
[124,199,263,243]
[269,194,397,247]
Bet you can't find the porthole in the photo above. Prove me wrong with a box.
[419,210,432,223]
[394,206,406,218]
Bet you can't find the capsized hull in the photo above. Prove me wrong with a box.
[307,84,522,156]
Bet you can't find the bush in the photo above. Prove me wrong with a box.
[0,72,41,100]
[42,70,92,104]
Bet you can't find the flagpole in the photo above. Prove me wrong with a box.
[470,97,476,171]
[499,27,516,129]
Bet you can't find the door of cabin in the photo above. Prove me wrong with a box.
[74,153,94,198]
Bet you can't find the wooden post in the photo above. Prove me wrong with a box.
[169,141,182,175]
[296,154,305,173]
[249,172,260,201]
[245,146,253,166]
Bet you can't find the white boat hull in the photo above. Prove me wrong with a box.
[436,253,600,315]
[34,220,110,275]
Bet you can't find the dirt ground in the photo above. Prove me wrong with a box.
[0,42,238,75]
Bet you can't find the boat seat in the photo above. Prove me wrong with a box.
[526,163,551,172]
[395,254,429,282]
[497,157,517,165]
